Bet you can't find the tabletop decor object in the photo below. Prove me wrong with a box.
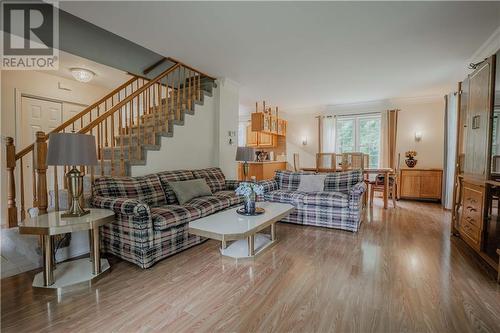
[405,150,418,168]
[236,146,255,180]
[46,133,97,217]
[235,182,264,215]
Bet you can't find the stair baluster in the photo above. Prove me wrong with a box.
[6,137,17,227]
[31,149,38,207]
[4,62,215,226]
[164,75,169,134]
[19,159,26,221]
[177,69,181,120]
[34,132,48,215]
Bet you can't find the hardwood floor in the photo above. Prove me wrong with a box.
[2,200,500,332]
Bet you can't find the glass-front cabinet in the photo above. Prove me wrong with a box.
[452,50,500,275]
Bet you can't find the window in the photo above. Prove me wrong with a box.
[335,114,381,168]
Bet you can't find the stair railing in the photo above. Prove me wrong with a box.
[5,61,214,227]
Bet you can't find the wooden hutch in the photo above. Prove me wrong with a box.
[452,51,500,280]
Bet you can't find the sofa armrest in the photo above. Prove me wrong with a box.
[224,180,241,191]
[258,179,279,193]
[91,196,150,219]
[91,195,154,251]
[348,182,366,210]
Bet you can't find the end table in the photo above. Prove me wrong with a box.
[18,208,115,292]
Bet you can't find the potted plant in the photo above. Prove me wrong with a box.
[235,182,264,215]
[405,150,418,168]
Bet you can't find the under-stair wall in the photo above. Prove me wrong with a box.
[132,87,217,176]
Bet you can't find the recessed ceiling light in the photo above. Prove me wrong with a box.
[70,68,95,83]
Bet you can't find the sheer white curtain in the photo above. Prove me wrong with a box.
[321,116,336,152]
[444,93,458,209]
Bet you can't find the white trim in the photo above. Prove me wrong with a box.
[14,88,89,151]
[468,26,500,64]
[335,113,382,168]
[324,95,442,116]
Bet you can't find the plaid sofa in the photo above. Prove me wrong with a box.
[91,167,242,268]
[262,170,366,232]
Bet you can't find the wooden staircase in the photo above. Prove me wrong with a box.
[5,60,216,227]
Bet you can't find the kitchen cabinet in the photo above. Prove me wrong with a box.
[246,125,276,148]
[251,113,287,136]
[237,162,287,181]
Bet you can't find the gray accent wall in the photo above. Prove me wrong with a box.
[6,4,175,77]
[58,9,176,77]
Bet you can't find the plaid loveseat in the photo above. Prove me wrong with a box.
[261,170,366,232]
[91,168,242,268]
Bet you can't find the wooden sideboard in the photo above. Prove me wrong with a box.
[237,161,287,181]
[398,168,442,201]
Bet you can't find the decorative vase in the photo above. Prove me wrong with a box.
[405,158,418,168]
[244,193,256,214]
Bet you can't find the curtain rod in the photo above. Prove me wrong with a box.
[319,111,383,118]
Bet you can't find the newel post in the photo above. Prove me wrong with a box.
[34,131,48,215]
[5,137,18,227]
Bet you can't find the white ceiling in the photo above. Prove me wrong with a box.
[49,50,131,89]
[61,1,500,112]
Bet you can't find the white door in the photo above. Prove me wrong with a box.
[21,97,63,210]
[62,102,87,131]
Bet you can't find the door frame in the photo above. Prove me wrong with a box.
[14,88,88,148]
[14,90,89,210]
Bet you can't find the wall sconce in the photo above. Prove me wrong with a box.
[414,131,422,142]
[301,136,308,146]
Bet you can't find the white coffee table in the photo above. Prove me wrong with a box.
[188,202,294,259]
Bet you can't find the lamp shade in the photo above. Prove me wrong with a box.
[46,133,98,166]
[235,147,255,162]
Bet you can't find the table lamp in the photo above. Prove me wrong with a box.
[46,133,97,217]
[235,147,255,180]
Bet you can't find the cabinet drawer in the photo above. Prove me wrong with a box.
[459,182,484,251]
[462,210,481,228]
[462,185,484,225]
[460,220,481,248]
[463,186,483,207]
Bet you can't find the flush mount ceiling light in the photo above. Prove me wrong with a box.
[70,68,95,83]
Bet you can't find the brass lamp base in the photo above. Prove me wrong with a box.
[61,167,89,218]
[243,162,249,181]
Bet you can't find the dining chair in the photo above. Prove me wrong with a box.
[341,152,366,171]
[363,154,369,169]
[316,153,336,172]
[369,167,398,208]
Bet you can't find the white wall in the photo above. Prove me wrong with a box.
[281,110,323,169]
[0,70,114,277]
[396,98,445,168]
[1,70,112,226]
[282,97,445,169]
[327,96,445,169]
[132,92,218,175]
[215,79,240,179]
[133,79,240,180]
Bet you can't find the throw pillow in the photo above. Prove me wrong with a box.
[168,178,213,205]
[296,174,327,192]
